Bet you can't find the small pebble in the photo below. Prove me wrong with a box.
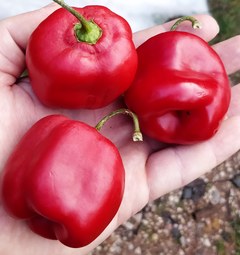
[202,237,211,247]
[182,178,206,201]
[231,174,240,188]
[208,187,221,205]
[180,236,187,247]
[172,226,181,239]
[182,187,192,199]
[134,246,142,254]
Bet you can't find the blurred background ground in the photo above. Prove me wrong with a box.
[0,0,239,254]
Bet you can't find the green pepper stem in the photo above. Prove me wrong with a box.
[170,16,202,31]
[95,108,143,142]
[20,69,28,78]
[53,0,102,44]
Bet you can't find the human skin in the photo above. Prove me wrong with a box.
[0,3,240,255]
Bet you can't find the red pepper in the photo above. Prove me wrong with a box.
[125,17,231,144]
[2,115,124,248]
[1,110,142,248]
[26,0,137,109]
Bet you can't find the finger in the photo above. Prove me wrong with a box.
[3,3,58,50]
[0,4,58,85]
[146,114,240,201]
[133,14,220,47]
[213,35,240,75]
[228,83,240,117]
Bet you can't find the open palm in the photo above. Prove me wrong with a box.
[0,4,239,255]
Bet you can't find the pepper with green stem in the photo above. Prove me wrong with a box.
[125,16,231,144]
[26,0,138,109]
[1,109,142,248]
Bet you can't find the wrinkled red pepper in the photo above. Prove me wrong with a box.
[26,0,137,109]
[1,115,125,248]
[125,17,231,144]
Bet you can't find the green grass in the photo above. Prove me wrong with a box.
[215,239,226,255]
[231,217,240,254]
[208,0,240,84]
[208,0,240,42]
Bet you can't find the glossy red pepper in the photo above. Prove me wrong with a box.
[1,110,142,248]
[1,115,125,248]
[125,17,231,144]
[26,0,137,109]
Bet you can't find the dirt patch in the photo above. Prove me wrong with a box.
[90,150,240,255]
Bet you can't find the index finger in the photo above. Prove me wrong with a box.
[133,14,220,47]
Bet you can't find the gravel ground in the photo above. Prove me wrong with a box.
[89,150,240,255]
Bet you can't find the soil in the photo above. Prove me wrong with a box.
[89,150,240,255]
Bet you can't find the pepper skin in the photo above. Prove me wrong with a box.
[125,31,231,144]
[1,115,125,248]
[26,5,137,109]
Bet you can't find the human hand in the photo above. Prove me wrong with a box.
[0,4,239,255]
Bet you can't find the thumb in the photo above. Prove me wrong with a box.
[2,3,59,51]
[0,3,59,83]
